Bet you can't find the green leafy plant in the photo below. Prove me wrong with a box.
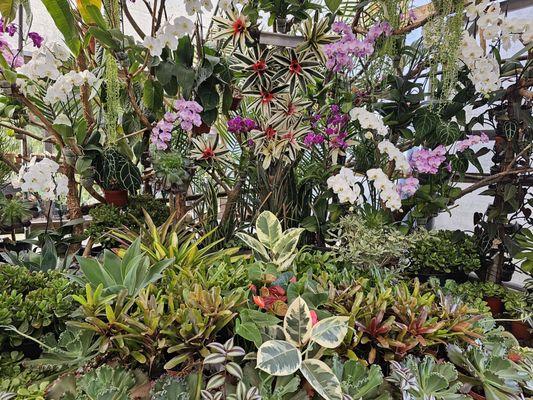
[258,0,321,29]
[151,150,191,189]
[408,230,481,275]
[72,238,173,296]
[388,355,468,399]
[0,195,33,240]
[85,204,126,243]
[255,296,349,400]
[328,214,425,270]
[237,211,304,271]
[1,237,73,271]
[0,264,76,346]
[515,228,533,274]
[93,148,142,193]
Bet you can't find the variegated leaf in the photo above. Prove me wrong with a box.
[310,316,350,349]
[256,211,282,248]
[300,359,343,400]
[256,340,302,376]
[283,296,312,346]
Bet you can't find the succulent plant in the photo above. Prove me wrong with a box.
[447,344,529,400]
[388,355,468,400]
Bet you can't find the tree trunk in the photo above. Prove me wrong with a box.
[65,164,84,237]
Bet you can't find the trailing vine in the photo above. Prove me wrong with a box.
[103,0,122,144]
[424,0,465,107]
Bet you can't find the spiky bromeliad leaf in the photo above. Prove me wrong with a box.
[256,340,302,376]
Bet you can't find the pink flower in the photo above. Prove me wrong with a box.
[310,310,319,326]
[455,133,490,152]
[410,146,447,174]
[397,177,419,198]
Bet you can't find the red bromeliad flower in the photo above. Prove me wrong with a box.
[289,58,302,75]
[232,17,246,36]
[252,59,267,75]
[265,126,277,139]
[260,90,275,104]
[201,147,216,160]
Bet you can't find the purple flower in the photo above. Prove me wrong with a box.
[332,21,351,34]
[28,32,43,48]
[227,116,257,135]
[5,23,17,36]
[397,177,419,198]
[410,146,447,174]
[325,20,393,72]
[304,132,324,147]
[456,133,490,152]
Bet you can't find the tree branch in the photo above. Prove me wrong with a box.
[459,168,533,198]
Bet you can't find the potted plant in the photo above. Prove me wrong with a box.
[480,282,506,317]
[93,149,142,207]
[503,290,532,341]
[258,0,321,34]
[0,194,34,247]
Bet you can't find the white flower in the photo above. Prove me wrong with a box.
[184,0,202,15]
[158,31,179,51]
[48,41,70,62]
[79,70,97,85]
[350,107,388,136]
[219,0,233,10]
[201,0,213,11]
[142,36,163,57]
[17,157,68,200]
[327,168,362,205]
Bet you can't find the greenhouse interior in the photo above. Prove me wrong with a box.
[0,0,532,399]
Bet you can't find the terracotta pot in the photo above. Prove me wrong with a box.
[192,122,211,135]
[230,95,243,111]
[484,296,504,316]
[468,390,485,400]
[511,320,531,341]
[104,190,128,207]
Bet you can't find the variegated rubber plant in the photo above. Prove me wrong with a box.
[236,211,304,272]
[255,296,349,400]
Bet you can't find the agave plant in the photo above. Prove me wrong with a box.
[74,365,137,400]
[388,355,468,400]
[447,344,529,400]
[255,296,349,400]
[231,46,274,91]
[271,49,323,95]
[236,210,304,271]
[72,238,173,296]
[213,11,253,50]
